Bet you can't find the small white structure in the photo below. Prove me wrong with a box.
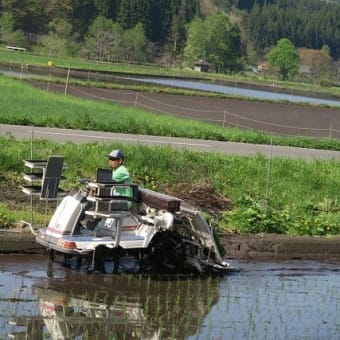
[194,59,210,72]
[6,45,26,52]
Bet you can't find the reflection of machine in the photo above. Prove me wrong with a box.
[34,175,229,274]
[33,287,150,339]
[31,274,221,339]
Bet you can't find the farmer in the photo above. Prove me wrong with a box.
[107,149,132,183]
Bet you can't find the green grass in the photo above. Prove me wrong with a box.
[1,75,339,151]
[0,63,339,236]
[0,137,339,235]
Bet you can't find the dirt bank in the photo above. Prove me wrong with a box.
[219,232,340,261]
[1,229,339,261]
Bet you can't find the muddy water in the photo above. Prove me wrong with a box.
[0,255,339,340]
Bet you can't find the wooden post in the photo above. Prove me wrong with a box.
[134,93,139,107]
[20,64,24,80]
[329,125,333,138]
[64,67,70,95]
[47,73,51,91]
[223,109,227,127]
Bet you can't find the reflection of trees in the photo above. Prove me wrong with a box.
[30,274,221,339]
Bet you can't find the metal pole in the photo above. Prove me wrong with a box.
[30,195,34,225]
[264,136,273,213]
[30,125,34,159]
[30,125,34,224]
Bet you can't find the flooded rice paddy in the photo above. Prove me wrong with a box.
[128,76,340,107]
[0,255,339,339]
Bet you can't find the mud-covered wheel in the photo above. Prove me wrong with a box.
[48,249,55,262]
[86,251,95,274]
[76,256,82,270]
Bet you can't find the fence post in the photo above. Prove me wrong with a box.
[329,124,333,138]
[20,64,24,80]
[223,109,227,127]
[264,136,273,214]
[47,73,51,91]
[30,125,34,159]
[64,67,70,95]
[134,93,139,107]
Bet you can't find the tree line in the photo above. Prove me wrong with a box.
[0,0,339,82]
[0,0,199,58]
[241,0,340,60]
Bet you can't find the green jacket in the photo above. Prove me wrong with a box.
[112,165,131,183]
[111,165,133,202]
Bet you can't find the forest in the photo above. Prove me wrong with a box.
[241,0,340,59]
[0,0,339,78]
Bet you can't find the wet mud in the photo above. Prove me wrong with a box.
[0,255,339,339]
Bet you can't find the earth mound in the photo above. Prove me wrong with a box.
[160,182,233,217]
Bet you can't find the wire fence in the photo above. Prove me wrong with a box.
[3,62,340,140]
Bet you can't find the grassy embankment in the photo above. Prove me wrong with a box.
[1,76,340,151]
[0,75,339,235]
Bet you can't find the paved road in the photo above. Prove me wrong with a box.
[2,124,339,160]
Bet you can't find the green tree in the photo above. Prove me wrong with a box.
[183,17,207,67]
[38,33,68,56]
[299,48,333,84]
[44,0,74,20]
[71,0,97,38]
[121,23,149,62]
[0,11,15,37]
[0,11,26,46]
[167,12,187,58]
[94,0,120,19]
[0,0,47,33]
[206,14,242,73]
[321,44,331,56]
[184,13,242,73]
[246,45,258,67]
[83,15,117,61]
[244,0,340,59]
[267,38,299,80]
[37,18,75,56]
[48,18,72,39]
[117,0,150,31]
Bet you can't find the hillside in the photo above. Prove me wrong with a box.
[199,0,218,15]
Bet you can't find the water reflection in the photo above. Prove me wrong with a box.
[24,272,221,339]
[2,65,340,107]
[128,76,340,107]
[2,257,339,339]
